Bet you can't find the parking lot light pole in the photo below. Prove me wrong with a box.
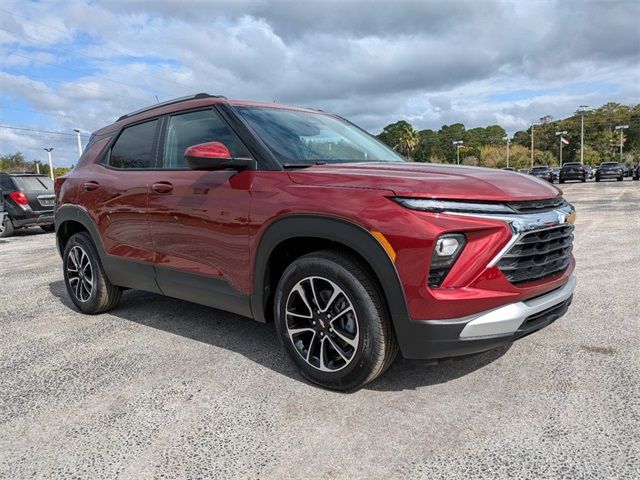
[576,105,592,165]
[614,125,629,162]
[73,129,83,156]
[555,131,567,166]
[452,140,463,164]
[44,148,54,180]
[503,136,510,168]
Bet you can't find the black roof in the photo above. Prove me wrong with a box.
[116,93,226,121]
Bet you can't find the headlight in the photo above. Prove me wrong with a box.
[394,198,516,214]
[429,233,466,288]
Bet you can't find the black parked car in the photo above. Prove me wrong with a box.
[529,166,553,182]
[0,188,6,236]
[0,172,55,237]
[595,162,624,182]
[559,162,586,183]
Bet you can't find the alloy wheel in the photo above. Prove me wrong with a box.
[66,245,94,302]
[285,276,359,372]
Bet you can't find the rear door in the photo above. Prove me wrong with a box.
[78,118,161,292]
[12,175,55,212]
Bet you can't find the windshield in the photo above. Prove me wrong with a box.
[563,163,581,168]
[235,106,406,165]
[531,167,548,172]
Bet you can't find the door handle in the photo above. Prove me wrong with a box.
[83,181,100,192]
[151,182,173,194]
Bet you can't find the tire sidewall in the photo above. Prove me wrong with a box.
[0,216,14,238]
[274,254,385,390]
[63,233,107,314]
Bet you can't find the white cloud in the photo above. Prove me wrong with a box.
[0,0,638,165]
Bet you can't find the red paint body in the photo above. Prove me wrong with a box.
[55,97,574,325]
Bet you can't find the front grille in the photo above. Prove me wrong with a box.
[498,224,574,284]
[507,197,567,213]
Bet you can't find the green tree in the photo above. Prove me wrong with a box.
[377,120,419,160]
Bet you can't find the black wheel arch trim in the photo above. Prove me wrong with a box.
[55,204,161,294]
[251,214,420,355]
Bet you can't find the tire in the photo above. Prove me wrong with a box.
[0,216,15,238]
[40,224,55,233]
[595,177,600,182]
[63,232,122,314]
[274,250,398,391]
[581,178,586,183]
[559,179,565,184]
[618,176,623,181]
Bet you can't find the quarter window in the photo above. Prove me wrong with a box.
[162,109,249,169]
[109,119,158,169]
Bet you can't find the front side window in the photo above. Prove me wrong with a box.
[163,109,249,168]
[235,106,406,166]
[109,119,158,169]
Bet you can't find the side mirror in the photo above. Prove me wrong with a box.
[184,141,255,171]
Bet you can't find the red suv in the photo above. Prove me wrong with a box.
[54,94,577,390]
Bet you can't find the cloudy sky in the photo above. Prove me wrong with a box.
[1,0,639,167]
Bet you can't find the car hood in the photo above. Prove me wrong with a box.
[287,162,561,201]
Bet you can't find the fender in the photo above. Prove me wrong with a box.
[251,215,415,347]
[55,204,161,294]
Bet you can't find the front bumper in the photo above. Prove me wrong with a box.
[398,275,576,359]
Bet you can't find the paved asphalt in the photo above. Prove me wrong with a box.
[0,179,638,479]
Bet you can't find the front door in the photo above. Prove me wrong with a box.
[147,108,253,316]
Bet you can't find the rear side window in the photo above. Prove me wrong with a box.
[13,176,54,191]
[0,174,14,191]
[162,109,249,168]
[109,119,159,169]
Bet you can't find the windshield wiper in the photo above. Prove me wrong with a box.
[282,161,327,169]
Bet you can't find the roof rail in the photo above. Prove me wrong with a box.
[116,93,226,121]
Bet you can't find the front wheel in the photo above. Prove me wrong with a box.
[40,224,55,233]
[274,250,398,391]
[63,232,122,314]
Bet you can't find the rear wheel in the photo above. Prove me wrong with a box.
[40,224,55,233]
[618,176,623,181]
[274,250,397,391]
[0,216,14,238]
[63,232,122,314]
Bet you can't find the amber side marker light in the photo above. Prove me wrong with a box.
[371,231,397,262]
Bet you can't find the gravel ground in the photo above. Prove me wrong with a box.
[0,179,638,479]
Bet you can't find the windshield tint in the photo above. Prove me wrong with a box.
[236,107,406,165]
[563,163,581,168]
[601,162,618,167]
[13,176,54,191]
[531,167,547,172]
